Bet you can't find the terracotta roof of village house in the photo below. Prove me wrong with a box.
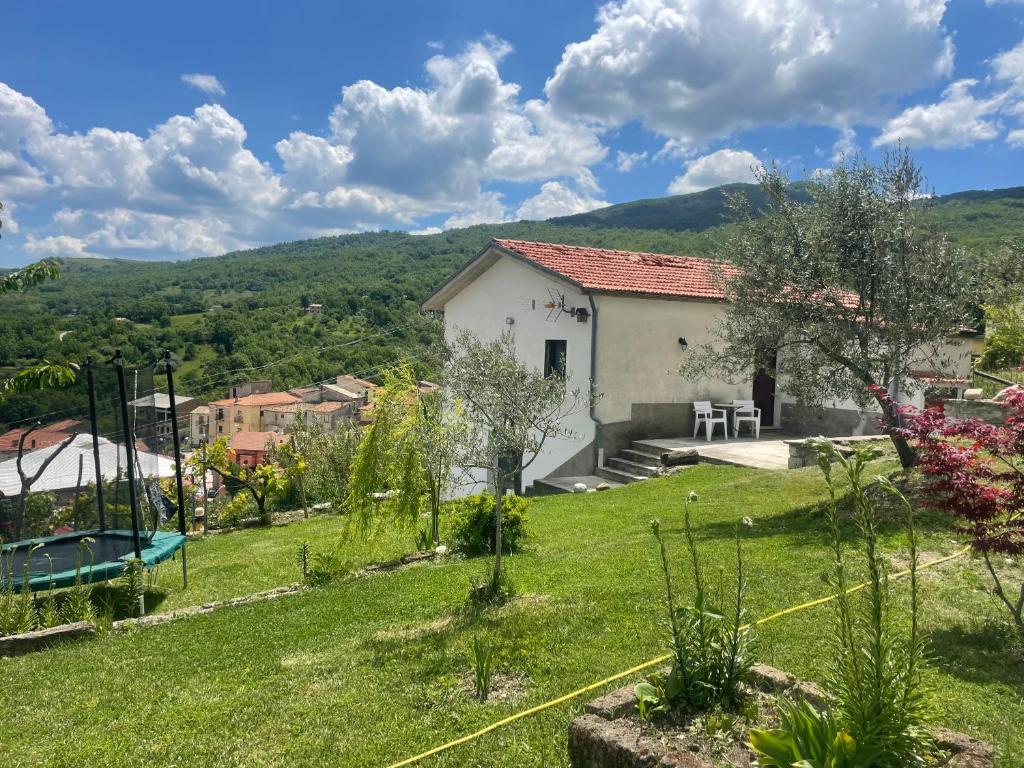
[263,401,348,413]
[0,419,81,453]
[423,238,870,313]
[209,392,299,407]
[422,239,736,309]
[229,431,289,452]
[491,239,736,299]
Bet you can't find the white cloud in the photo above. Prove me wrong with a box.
[615,150,647,172]
[442,193,509,229]
[874,79,1003,148]
[546,0,954,142]
[0,38,616,262]
[24,234,96,258]
[181,73,226,97]
[831,126,857,162]
[1008,128,1024,147]
[874,39,1024,149]
[328,37,604,209]
[667,148,760,194]
[516,181,609,220]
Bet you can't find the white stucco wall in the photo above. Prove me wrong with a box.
[593,295,782,426]
[442,254,596,490]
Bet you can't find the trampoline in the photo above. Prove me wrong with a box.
[0,351,191,601]
[1,529,185,590]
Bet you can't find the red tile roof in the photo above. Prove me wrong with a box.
[229,431,288,452]
[0,419,81,452]
[493,239,735,300]
[210,392,300,407]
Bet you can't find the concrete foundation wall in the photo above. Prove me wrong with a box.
[598,403,696,461]
[781,402,883,437]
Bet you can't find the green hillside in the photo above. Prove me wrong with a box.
[548,182,811,232]
[550,183,1024,254]
[1,184,1020,429]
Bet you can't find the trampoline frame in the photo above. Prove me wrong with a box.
[1,529,186,590]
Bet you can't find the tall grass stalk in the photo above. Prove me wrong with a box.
[810,438,930,767]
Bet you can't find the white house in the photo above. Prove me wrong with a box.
[424,239,972,490]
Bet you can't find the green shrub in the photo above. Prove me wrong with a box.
[119,558,145,618]
[447,492,529,556]
[749,697,881,768]
[304,550,353,587]
[219,492,257,527]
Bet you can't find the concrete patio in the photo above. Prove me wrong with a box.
[633,434,793,470]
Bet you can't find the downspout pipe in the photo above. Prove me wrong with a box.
[588,294,604,470]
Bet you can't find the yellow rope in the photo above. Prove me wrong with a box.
[382,545,971,768]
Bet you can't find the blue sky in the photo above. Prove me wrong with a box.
[1,0,1022,267]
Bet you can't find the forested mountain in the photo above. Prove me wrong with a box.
[1,183,1020,430]
[550,183,1024,252]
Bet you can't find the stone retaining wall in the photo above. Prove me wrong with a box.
[943,399,1008,425]
[0,621,95,657]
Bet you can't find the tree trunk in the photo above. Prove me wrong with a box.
[14,495,27,541]
[252,490,271,526]
[297,473,308,519]
[875,393,917,468]
[492,475,504,593]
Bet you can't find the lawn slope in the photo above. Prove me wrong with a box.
[2,464,1022,767]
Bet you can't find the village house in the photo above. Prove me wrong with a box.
[128,392,205,452]
[0,419,82,461]
[189,405,210,448]
[424,239,973,490]
[304,303,324,316]
[210,390,300,436]
[227,431,288,468]
[262,400,351,432]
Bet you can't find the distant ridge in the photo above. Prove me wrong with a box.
[547,183,1024,244]
[547,182,812,232]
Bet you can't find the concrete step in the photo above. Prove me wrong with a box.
[596,466,648,484]
[621,447,663,465]
[607,456,661,478]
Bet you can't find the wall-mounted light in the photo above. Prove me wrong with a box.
[678,337,688,350]
[505,316,515,326]
[574,307,590,323]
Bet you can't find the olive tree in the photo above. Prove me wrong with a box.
[446,329,589,594]
[681,150,975,467]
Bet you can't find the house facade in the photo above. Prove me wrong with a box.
[424,239,972,490]
[210,391,300,436]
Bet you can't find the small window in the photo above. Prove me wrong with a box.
[544,340,567,378]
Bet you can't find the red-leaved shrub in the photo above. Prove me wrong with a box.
[879,386,1024,632]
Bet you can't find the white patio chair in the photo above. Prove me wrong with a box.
[732,399,761,438]
[693,401,728,441]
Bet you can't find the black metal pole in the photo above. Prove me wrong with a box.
[114,351,143,561]
[162,351,189,589]
[85,356,106,530]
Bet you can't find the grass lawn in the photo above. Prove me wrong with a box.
[2,463,1022,767]
[138,514,415,614]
